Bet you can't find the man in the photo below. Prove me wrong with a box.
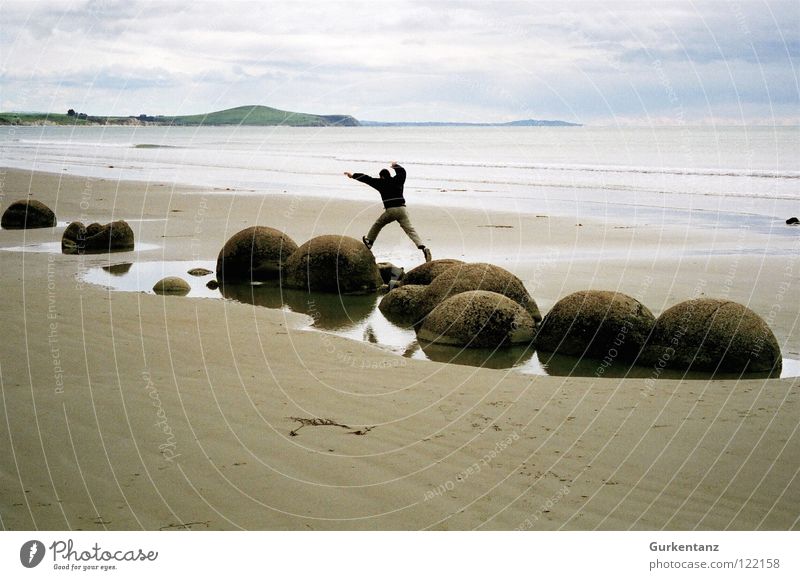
[344,161,432,262]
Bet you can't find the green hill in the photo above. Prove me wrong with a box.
[163,105,359,126]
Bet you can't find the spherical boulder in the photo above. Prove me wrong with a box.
[282,235,383,294]
[153,277,191,296]
[417,262,541,322]
[216,226,298,283]
[535,290,656,362]
[400,259,464,286]
[1,199,57,229]
[378,284,426,324]
[641,298,782,373]
[61,220,135,254]
[417,290,536,348]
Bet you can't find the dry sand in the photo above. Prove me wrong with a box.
[0,167,798,530]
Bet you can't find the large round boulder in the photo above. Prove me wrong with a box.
[417,290,536,348]
[417,262,541,322]
[216,226,298,283]
[379,284,426,324]
[400,259,464,286]
[1,199,56,229]
[641,298,782,374]
[153,277,191,296]
[61,220,134,254]
[282,235,383,294]
[535,290,656,362]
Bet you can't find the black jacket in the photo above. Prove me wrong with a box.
[352,165,406,209]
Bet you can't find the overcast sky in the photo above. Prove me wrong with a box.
[1,0,797,124]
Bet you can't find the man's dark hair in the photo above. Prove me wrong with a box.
[379,169,391,179]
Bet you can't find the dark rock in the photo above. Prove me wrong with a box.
[153,276,191,296]
[282,235,383,294]
[377,262,405,287]
[417,262,541,322]
[417,290,536,347]
[216,226,298,283]
[102,262,133,275]
[400,259,464,286]
[62,220,134,254]
[378,284,426,324]
[535,290,656,362]
[787,217,799,225]
[206,279,220,290]
[187,267,213,276]
[1,199,57,229]
[640,298,782,374]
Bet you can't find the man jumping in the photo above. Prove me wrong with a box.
[344,161,432,262]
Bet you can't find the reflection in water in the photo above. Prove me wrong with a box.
[80,260,797,379]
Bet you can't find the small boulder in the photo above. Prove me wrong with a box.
[640,298,782,374]
[787,217,799,225]
[187,267,213,276]
[417,262,541,322]
[206,279,220,290]
[377,262,405,287]
[535,290,656,361]
[153,276,191,296]
[216,226,298,283]
[61,220,134,254]
[379,284,426,324]
[400,259,464,286]
[282,235,383,294]
[417,290,536,348]
[1,199,57,229]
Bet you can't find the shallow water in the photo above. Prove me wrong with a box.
[80,260,798,379]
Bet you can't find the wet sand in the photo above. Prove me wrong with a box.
[0,167,798,530]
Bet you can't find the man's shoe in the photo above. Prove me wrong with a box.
[362,236,373,250]
[422,246,432,262]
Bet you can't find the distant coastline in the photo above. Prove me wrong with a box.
[0,104,581,128]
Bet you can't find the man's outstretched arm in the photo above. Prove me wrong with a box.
[390,161,406,184]
[344,171,380,189]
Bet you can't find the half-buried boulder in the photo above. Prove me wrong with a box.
[400,259,464,286]
[535,290,656,362]
[417,262,542,322]
[378,284,427,324]
[1,199,57,229]
[216,226,298,283]
[61,220,134,254]
[417,290,536,348]
[153,277,191,296]
[282,235,383,294]
[640,298,782,374]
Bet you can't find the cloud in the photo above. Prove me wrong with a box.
[0,0,797,123]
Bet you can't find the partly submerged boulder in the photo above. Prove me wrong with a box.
[61,220,134,254]
[1,199,57,229]
[282,234,383,294]
[378,284,426,324]
[216,226,298,283]
[417,290,536,348]
[187,267,213,277]
[640,298,782,373]
[417,262,541,322]
[535,290,656,362]
[400,259,464,286]
[153,276,191,296]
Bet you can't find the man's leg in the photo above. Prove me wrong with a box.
[395,207,423,247]
[366,209,397,246]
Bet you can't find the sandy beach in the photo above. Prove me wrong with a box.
[0,166,798,531]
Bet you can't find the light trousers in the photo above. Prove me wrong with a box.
[367,206,423,247]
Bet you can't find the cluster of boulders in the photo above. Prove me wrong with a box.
[1,199,57,229]
[62,220,135,254]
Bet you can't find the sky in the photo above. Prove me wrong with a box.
[1,0,798,125]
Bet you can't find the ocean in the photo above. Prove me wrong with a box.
[2,125,798,232]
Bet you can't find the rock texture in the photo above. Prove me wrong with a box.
[282,235,383,294]
[61,220,134,254]
[153,277,191,296]
[378,284,427,324]
[417,262,541,321]
[641,298,782,373]
[1,199,57,229]
[535,290,656,361]
[417,290,536,347]
[400,259,464,286]
[216,226,298,283]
